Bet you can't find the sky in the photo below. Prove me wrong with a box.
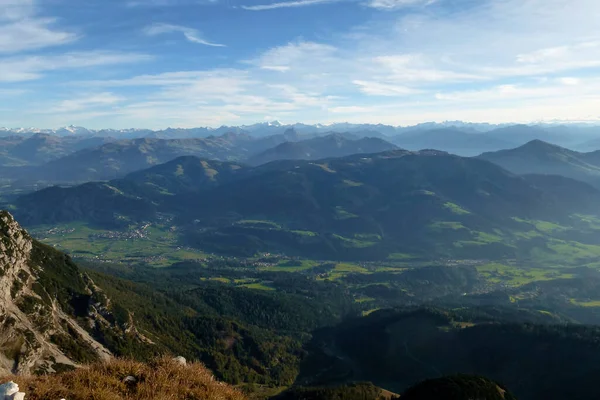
[0,0,599,129]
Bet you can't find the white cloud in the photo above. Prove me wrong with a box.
[434,79,600,104]
[328,106,373,113]
[517,46,570,64]
[353,80,420,96]
[0,0,34,21]
[0,52,152,82]
[261,66,291,72]
[0,88,27,97]
[0,0,78,53]
[127,0,219,6]
[372,54,483,83]
[63,68,334,127]
[87,69,250,92]
[366,0,435,10]
[45,93,124,113]
[126,0,177,6]
[559,77,581,86]
[241,0,433,11]
[241,0,339,11]
[0,18,76,53]
[144,23,225,47]
[252,41,336,71]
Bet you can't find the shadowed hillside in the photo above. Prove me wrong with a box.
[401,375,517,400]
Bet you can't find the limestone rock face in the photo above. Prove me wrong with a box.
[0,211,112,375]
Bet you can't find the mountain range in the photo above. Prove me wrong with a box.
[0,121,505,139]
[0,133,116,167]
[5,122,600,196]
[2,121,599,143]
[0,124,599,180]
[0,133,396,187]
[15,148,600,260]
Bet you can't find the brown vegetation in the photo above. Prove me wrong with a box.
[1,357,247,400]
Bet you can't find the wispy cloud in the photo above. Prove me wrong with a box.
[0,0,34,21]
[241,0,339,11]
[0,51,152,82]
[366,0,435,10]
[328,106,373,113]
[372,54,483,83]
[559,77,580,86]
[45,93,124,113]
[251,41,337,72]
[144,23,225,47]
[353,80,420,96]
[0,88,27,97]
[0,0,76,53]
[126,0,218,6]
[69,68,333,127]
[261,65,291,72]
[126,0,178,6]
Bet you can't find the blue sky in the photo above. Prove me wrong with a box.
[0,0,599,129]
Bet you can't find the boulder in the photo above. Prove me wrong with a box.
[173,356,187,366]
[0,382,26,400]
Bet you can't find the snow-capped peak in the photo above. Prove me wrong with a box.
[54,125,91,136]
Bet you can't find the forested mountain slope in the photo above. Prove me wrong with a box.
[479,140,600,187]
[16,150,600,260]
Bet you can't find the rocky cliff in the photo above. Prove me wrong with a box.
[0,211,117,375]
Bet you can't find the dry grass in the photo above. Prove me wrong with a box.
[1,357,247,400]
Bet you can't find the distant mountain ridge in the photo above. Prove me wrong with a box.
[2,122,600,170]
[391,127,514,156]
[0,135,254,184]
[479,140,600,187]
[7,121,598,139]
[0,121,508,139]
[246,134,398,165]
[0,132,394,185]
[0,133,116,166]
